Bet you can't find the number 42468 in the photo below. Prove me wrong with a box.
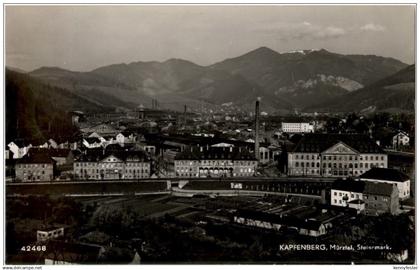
[21,245,46,252]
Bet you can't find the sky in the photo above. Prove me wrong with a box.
[5,5,416,72]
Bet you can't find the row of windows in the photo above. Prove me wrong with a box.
[75,162,148,167]
[294,162,385,169]
[21,170,48,175]
[294,154,385,161]
[17,164,50,168]
[333,192,361,199]
[76,169,149,174]
[176,160,256,166]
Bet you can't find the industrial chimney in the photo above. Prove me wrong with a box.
[254,97,260,160]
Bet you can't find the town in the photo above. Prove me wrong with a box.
[5,98,415,264]
[4,4,415,266]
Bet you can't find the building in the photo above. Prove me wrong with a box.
[30,148,74,166]
[331,180,365,210]
[80,123,119,137]
[15,150,55,182]
[233,209,327,237]
[359,168,410,200]
[115,132,137,145]
[174,146,257,178]
[73,150,151,180]
[281,122,314,134]
[363,181,399,216]
[7,141,32,159]
[37,227,64,242]
[392,131,410,149]
[288,134,387,177]
[331,179,399,215]
[82,137,105,149]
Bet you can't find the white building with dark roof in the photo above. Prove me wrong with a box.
[281,122,314,134]
[288,134,387,177]
[359,168,410,200]
[174,146,257,178]
[392,131,410,149]
[73,148,151,180]
[331,179,399,215]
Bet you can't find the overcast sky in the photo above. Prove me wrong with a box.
[6,5,415,72]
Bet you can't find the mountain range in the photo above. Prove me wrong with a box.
[10,47,412,114]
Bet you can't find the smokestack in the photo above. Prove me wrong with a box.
[254,97,260,160]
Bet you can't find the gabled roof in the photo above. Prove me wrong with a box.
[360,168,410,182]
[84,137,102,144]
[331,179,365,193]
[321,141,359,155]
[292,133,384,154]
[29,148,71,158]
[16,150,55,164]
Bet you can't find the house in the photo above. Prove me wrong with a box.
[83,137,104,149]
[44,240,105,264]
[115,132,136,144]
[392,131,410,149]
[37,227,64,242]
[7,141,32,159]
[48,139,58,149]
[288,134,387,177]
[331,179,399,215]
[331,179,365,209]
[359,168,411,200]
[363,182,399,216]
[15,150,56,182]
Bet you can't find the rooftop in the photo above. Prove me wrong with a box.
[364,182,396,196]
[292,133,384,154]
[359,168,410,182]
[175,146,256,161]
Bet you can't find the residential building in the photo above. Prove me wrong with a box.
[73,150,151,180]
[15,150,55,182]
[82,137,104,149]
[363,182,399,216]
[174,146,257,178]
[7,141,32,159]
[281,122,314,134]
[331,180,365,209]
[37,227,64,242]
[288,134,387,177]
[392,131,410,149]
[359,168,410,200]
[331,179,399,215]
[115,132,136,144]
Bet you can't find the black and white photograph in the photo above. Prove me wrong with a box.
[2,3,417,266]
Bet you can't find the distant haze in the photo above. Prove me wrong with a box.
[6,5,415,72]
